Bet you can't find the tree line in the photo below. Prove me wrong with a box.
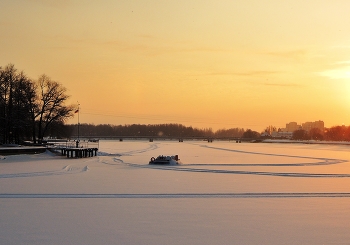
[66,123,246,139]
[37,122,350,142]
[292,126,350,141]
[0,64,75,144]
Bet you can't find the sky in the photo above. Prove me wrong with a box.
[1,0,350,131]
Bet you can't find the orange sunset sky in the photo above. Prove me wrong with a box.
[1,0,350,131]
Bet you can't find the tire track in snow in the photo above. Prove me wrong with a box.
[99,143,158,157]
[200,144,343,163]
[2,192,350,198]
[98,143,158,166]
[0,165,89,179]
[102,142,349,178]
[124,162,350,178]
[184,159,345,167]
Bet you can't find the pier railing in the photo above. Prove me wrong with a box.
[46,139,99,149]
[46,139,99,158]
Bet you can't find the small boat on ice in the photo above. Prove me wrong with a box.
[149,155,180,165]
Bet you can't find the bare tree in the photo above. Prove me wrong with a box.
[309,128,323,140]
[292,129,309,140]
[242,129,260,139]
[0,64,14,143]
[0,64,36,144]
[12,71,36,142]
[264,125,277,135]
[35,74,75,142]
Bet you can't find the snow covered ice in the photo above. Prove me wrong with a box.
[1,140,350,244]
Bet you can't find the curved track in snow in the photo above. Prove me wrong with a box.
[111,143,350,178]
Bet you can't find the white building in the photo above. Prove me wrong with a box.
[271,131,293,139]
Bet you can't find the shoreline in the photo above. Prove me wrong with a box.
[0,146,47,155]
[1,139,350,156]
[262,139,350,145]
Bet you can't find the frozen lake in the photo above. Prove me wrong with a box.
[1,140,350,244]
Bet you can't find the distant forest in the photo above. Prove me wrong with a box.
[292,126,350,141]
[32,122,350,143]
[59,123,350,141]
[62,123,248,139]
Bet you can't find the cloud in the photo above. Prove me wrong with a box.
[103,37,230,56]
[331,45,350,50]
[31,0,72,9]
[137,34,157,39]
[205,70,280,77]
[245,81,303,88]
[318,67,350,79]
[335,60,350,65]
[262,83,301,87]
[317,60,350,79]
[263,49,306,60]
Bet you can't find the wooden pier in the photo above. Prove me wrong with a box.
[46,139,99,158]
[60,147,98,158]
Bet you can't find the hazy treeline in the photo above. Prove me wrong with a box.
[67,123,246,138]
[324,126,350,141]
[49,122,350,142]
[292,126,350,141]
[0,64,74,144]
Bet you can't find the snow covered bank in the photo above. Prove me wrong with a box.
[263,139,350,145]
[0,146,46,155]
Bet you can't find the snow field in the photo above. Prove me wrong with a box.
[1,140,350,244]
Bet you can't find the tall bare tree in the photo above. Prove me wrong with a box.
[35,74,75,142]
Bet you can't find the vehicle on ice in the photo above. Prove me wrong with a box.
[149,155,180,165]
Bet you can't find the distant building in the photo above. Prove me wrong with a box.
[302,120,324,133]
[284,122,301,132]
[271,120,325,139]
